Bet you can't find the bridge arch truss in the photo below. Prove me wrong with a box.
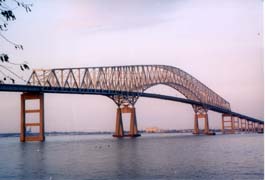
[28,65,231,112]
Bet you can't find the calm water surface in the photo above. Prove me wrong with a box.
[0,133,263,180]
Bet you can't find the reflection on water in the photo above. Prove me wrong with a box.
[0,133,263,180]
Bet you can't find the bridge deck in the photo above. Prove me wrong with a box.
[0,84,263,124]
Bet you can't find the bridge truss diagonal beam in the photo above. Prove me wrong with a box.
[27,65,231,111]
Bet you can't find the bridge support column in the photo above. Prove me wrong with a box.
[256,123,262,133]
[257,123,261,133]
[221,114,235,134]
[247,121,254,132]
[254,123,258,132]
[233,117,240,132]
[193,112,209,135]
[129,107,139,136]
[20,93,45,142]
[113,105,140,137]
[246,120,250,132]
[203,113,209,135]
[240,119,247,132]
[113,107,124,137]
[193,114,199,135]
[253,122,256,132]
[258,124,264,133]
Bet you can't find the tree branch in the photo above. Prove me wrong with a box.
[0,33,23,49]
[0,64,27,82]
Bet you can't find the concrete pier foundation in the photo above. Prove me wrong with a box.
[221,114,235,134]
[20,93,45,142]
[113,105,140,137]
[193,112,210,135]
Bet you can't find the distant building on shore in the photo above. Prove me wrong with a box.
[145,127,160,133]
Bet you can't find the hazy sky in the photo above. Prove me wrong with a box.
[0,0,263,133]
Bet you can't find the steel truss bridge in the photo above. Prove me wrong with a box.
[0,65,263,141]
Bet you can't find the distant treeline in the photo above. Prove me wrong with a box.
[0,129,223,138]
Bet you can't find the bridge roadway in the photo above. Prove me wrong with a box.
[0,83,263,123]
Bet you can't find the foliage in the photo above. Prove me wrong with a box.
[0,0,32,84]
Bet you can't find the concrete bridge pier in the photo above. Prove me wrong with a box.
[113,105,140,137]
[193,113,199,135]
[113,107,124,137]
[193,112,209,135]
[221,114,235,134]
[247,121,254,132]
[246,120,249,132]
[257,123,261,132]
[233,117,240,131]
[240,119,247,132]
[258,123,264,133]
[245,119,249,132]
[20,93,45,142]
[128,107,139,137]
[254,122,259,133]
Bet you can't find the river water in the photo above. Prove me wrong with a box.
[0,133,263,180]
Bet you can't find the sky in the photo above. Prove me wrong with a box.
[0,0,263,133]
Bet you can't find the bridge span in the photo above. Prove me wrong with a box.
[0,65,263,141]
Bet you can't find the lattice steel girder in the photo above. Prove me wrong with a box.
[108,95,139,106]
[27,65,231,111]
